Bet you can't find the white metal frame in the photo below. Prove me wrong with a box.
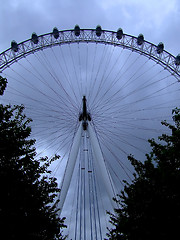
[0,28,180,81]
[58,121,117,214]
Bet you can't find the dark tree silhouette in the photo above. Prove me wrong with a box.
[0,77,66,240]
[107,108,180,240]
[0,75,7,95]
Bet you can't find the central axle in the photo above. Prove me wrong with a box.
[79,96,91,130]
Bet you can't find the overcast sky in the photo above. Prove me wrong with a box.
[1,0,180,56]
[1,1,180,239]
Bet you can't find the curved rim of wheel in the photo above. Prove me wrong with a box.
[1,26,180,81]
[1,26,180,239]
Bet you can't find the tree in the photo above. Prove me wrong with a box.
[107,108,180,240]
[0,77,66,240]
[0,75,7,95]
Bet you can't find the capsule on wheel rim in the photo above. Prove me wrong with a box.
[157,42,164,54]
[116,28,123,40]
[175,54,180,66]
[74,25,80,36]
[11,40,18,52]
[52,27,59,39]
[31,32,38,44]
[137,34,144,45]
[96,25,102,37]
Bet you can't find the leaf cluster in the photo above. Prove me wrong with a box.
[0,104,66,240]
[0,76,7,95]
[107,108,180,240]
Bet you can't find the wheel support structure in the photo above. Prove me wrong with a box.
[58,96,116,215]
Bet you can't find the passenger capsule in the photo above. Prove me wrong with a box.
[52,27,59,39]
[11,40,18,52]
[175,54,180,66]
[137,34,144,45]
[96,25,102,37]
[31,33,38,44]
[157,42,164,54]
[74,25,80,36]
[116,28,123,40]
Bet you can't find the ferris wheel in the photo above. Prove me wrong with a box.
[1,25,180,239]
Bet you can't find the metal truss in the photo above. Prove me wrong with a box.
[0,28,180,81]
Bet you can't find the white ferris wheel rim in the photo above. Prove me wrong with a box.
[0,26,180,79]
[1,26,180,239]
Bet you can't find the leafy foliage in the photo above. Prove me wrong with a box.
[0,79,66,239]
[107,108,180,240]
[0,75,7,95]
